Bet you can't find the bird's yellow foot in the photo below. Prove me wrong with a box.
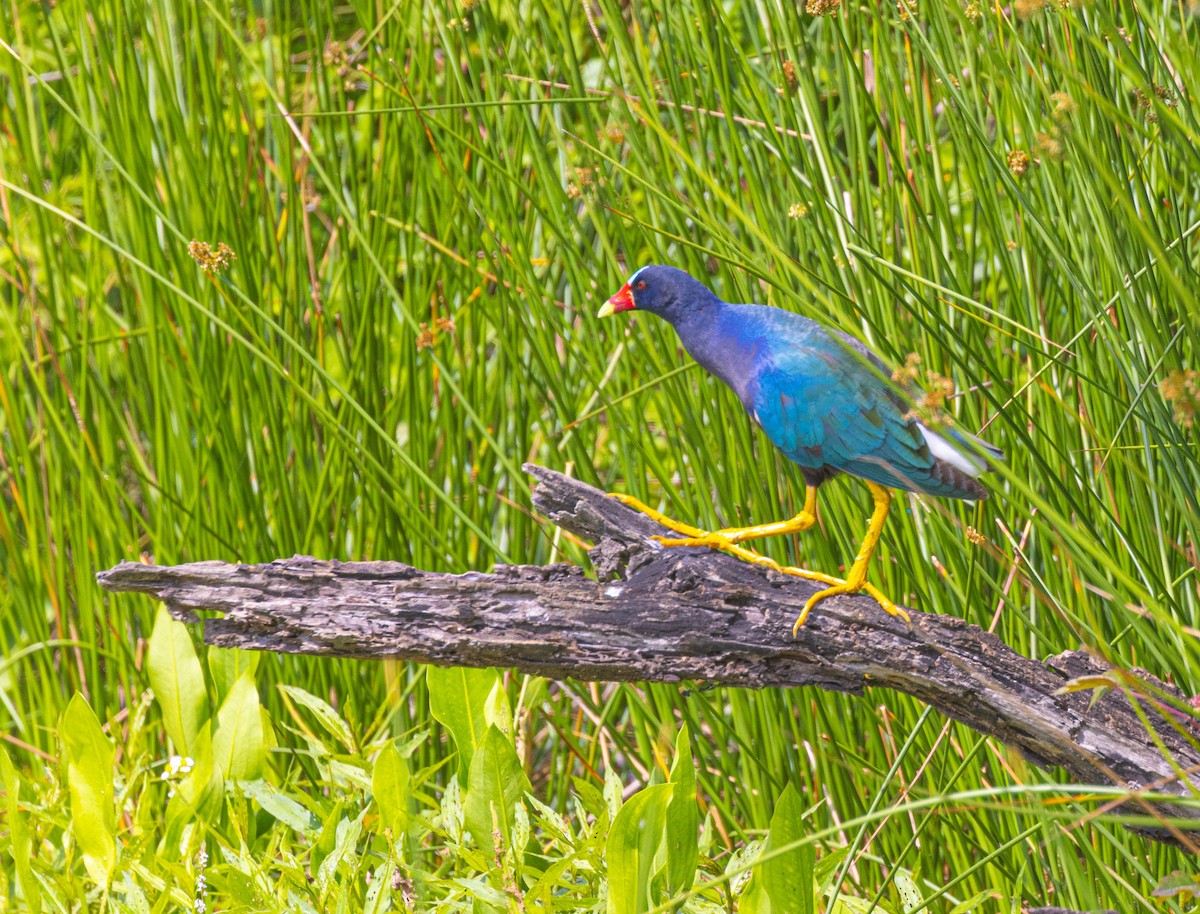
[608,488,910,634]
[791,580,910,635]
[609,492,819,578]
[788,480,911,633]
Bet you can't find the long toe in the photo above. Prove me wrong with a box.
[654,532,732,549]
[792,584,844,634]
[608,493,704,537]
[792,582,911,635]
[863,584,911,624]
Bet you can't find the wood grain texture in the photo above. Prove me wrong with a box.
[97,464,1200,848]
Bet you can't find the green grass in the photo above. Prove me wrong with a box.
[2,0,1200,910]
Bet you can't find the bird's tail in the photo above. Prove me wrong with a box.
[920,425,1004,479]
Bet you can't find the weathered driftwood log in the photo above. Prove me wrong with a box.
[97,464,1200,849]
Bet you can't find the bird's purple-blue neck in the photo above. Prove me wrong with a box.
[617,265,758,397]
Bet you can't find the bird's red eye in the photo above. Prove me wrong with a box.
[636,280,646,291]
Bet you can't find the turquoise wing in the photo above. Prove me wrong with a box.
[749,328,981,498]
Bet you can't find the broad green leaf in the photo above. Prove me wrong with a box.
[164,723,223,849]
[527,792,571,844]
[527,854,583,909]
[207,645,259,705]
[512,800,531,861]
[147,603,208,756]
[317,811,364,891]
[814,846,851,889]
[831,899,882,914]
[260,706,278,759]
[729,840,768,913]
[60,693,116,887]
[428,666,512,784]
[312,799,345,872]
[278,684,356,753]
[603,765,624,819]
[893,869,923,913]
[463,725,530,860]
[761,783,815,914]
[441,774,465,842]
[1152,870,1200,900]
[739,873,770,914]
[373,739,411,838]
[452,875,510,908]
[947,889,1001,913]
[212,673,265,780]
[664,725,698,899]
[117,874,151,914]
[217,867,263,908]
[0,748,40,913]
[240,779,319,831]
[606,782,673,914]
[573,776,606,818]
[365,861,392,914]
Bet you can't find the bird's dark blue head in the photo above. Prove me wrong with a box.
[597,265,720,327]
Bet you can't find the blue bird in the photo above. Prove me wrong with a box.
[597,265,1002,631]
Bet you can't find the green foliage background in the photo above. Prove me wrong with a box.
[2,0,1199,910]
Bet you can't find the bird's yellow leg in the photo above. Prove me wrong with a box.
[608,487,818,547]
[606,493,706,538]
[791,482,911,634]
[610,487,907,632]
[654,485,819,549]
[611,487,841,582]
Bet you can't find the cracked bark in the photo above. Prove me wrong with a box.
[96,464,1200,849]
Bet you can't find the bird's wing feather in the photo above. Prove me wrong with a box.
[748,326,983,497]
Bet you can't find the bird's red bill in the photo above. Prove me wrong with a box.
[597,283,635,318]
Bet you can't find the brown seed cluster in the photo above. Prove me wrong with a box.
[913,372,956,426]
[1050,91,1076,120]
[187,240,236,274]
[1015,0,1069,16]
[891,352,923,386]
[1161,369,1200,429]
[598,122,625,145]
[966,526,987,545]
[782,59,799,94]
[1007,149,1032,176]
[894,354,957,426]
[1035,131,1063,160]
[416,316,456,351]
[1133,84,1178,123]
[566,166,600,200]
[805,0,840,16]
[324,40,350,73]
